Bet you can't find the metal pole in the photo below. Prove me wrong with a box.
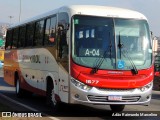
[19,0,21,22]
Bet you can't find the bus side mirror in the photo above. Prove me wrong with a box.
[155,72,160,77]
[154,64,160,76]
[58,23,69,33]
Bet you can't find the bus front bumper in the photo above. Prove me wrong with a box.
[70,79,153,106]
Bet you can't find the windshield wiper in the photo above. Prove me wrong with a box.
[90,32,112,74]
[118,32,123,59]
[118,32,138,75]
[122,50,138,75]
[90,50,108,74]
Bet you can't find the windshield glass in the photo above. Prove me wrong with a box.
[72,15,152,70]
[115,19,152,70]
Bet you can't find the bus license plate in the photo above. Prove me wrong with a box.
[108,96,122,101]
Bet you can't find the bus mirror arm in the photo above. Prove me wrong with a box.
[65,23,69,30]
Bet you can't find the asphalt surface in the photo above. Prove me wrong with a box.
[0,68,160,120]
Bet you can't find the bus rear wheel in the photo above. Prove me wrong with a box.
[110,105,125,112]
[15,76,24,98]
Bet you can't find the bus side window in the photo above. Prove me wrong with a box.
[49,17,56,45]
[44,18,51,45]
[58,12,69,59]
[58,26,68,58]
[26,23,35,47]
[12,28,19,49]
[34,20,44,46]
[19,26,26,48]
[44,16,56,46]
[5,30,12,49]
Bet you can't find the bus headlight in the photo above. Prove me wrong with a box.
[71,78,92,91]
[138,82,153,92]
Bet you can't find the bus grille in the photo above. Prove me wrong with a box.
[87,95,140,102]
[97,88,134,92]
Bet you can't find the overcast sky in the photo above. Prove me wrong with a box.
[0,0,159,36]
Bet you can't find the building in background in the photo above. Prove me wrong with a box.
[0,23,9,39]
[153,36,158,54]
[0,23,9,50]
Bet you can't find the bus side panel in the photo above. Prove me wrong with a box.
[4,50,19,86]
[17,48,59,94]
[58,66,69,103]
[3,66,15,86]
[18,69,46,96]
[4,48,69,101]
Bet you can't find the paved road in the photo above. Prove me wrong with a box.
[0,68,160,120]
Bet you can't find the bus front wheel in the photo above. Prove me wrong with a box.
[46,80,61,112]
[110,105,125,112]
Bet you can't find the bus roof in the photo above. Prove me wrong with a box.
[69,5,147,19]
[9,5,147,29]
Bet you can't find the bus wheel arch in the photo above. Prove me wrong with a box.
[46,76,61,111]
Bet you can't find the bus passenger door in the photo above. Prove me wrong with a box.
[56,12,69,103]
[57,24,69,103]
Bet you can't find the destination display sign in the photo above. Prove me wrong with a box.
[79,48,104,57]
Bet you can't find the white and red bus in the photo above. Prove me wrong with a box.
[4,5,153,112]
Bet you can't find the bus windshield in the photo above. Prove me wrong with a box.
[72,15,152,70]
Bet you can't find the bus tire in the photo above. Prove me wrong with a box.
[15,75,24,98]
[46,79,61,112]
[110,105,125,112]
